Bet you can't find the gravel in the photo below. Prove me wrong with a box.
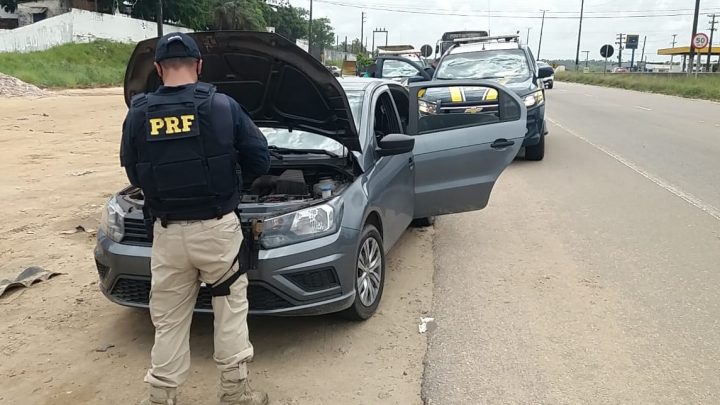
[0,73,47,97]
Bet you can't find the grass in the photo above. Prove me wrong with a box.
[0,41,134,88]
[556,71,720,101]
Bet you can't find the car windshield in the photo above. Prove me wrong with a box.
[382,60,421,78]
[436,49,531,81]
[259,90,363,157]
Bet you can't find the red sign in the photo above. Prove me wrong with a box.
[693,33,709,49]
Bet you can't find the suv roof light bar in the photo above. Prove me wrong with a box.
[453,35,519,44]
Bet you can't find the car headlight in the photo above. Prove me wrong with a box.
[418,99,438,115]
[260,199,343,249]
[524,90,545,108]
[99,197,125,243]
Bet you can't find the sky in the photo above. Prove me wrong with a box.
[287,0,720,62]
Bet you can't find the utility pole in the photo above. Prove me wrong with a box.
[526,27,531,45]
[538,9,548,60]
[670,34,677,69]
[688,0,701,75]
[616,33,625,68]
[708,14,717,72]
[582,50,590,68]
[308,0,313,55]
[574,0,585,71]
[639,35,647,71]
[360,12,367,55]
[156,0,163,37]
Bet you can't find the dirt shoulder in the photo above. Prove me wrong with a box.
[0,90,434,405]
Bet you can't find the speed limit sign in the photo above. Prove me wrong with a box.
[693,33,709,49]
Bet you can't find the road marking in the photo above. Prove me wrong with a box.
[547,117,720,222]
[635,106,652,111]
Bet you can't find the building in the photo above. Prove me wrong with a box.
[657,45,720,72]
[1,0,105,29]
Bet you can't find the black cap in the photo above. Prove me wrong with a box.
[154,32,201,62]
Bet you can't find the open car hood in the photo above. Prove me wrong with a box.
[124,31,360,151]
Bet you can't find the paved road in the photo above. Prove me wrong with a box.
[422,82,720,404]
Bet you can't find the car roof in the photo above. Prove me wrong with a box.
[448,41,521,55]
[337,77,389,92]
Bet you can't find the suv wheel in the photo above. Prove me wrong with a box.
[341,225,386,321]
[525,134,545,161]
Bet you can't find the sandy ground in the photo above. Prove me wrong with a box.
[0,89,434,405]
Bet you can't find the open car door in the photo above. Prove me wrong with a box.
[408,81,526,218]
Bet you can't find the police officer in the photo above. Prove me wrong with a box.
[120,32,270,405]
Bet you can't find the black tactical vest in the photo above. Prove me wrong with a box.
[131,82,239,221]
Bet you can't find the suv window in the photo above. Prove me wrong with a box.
[381,59,422,78]
[436,49,531,81]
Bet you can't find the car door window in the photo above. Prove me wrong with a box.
[417,86,521,134]
[373,91,403,144]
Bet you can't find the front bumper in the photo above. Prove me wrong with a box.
[94,225,360,316]
[522,103,546,147]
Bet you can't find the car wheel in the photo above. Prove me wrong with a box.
[548,81,554,89]
[525,134,545,161]
[340,225,385,321]
[411,216,435,227]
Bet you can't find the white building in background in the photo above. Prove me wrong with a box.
[0,8,191,53]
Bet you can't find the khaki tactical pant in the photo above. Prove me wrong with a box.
[144,212,253,388]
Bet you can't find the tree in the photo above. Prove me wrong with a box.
[310,17,334,50]
[263,0,307,43]
[127,0,212,31]
[211,0,266,31]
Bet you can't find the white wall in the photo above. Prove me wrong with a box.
[0,9,191,53]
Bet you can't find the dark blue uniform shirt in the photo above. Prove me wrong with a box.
[120,84,271,187]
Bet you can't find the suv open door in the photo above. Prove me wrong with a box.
[407,81,526,218]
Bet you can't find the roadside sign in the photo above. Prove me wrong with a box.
[626,35,640,50]
[420,44,433,57]
[600,44,614,58]
[693,33,709,49]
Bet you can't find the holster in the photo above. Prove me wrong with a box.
[208,211,257,297]
[142,204,155,243]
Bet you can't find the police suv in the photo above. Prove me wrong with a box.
[432,34,552,161]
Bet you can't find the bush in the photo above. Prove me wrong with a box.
[0,41,134,88]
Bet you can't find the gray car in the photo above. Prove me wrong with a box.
[94,31,526,320]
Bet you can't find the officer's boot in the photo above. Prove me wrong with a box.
[139,386,177,405]
[219,375,269,405]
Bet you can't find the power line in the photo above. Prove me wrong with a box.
[313,0,720,19]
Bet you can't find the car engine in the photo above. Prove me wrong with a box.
[242,168,348,203]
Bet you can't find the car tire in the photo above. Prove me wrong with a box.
[340,225,386,321]
[525,134,545,161]
[547,82,554,89]
[411,216,435,227]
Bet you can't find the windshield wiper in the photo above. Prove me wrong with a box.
[268,145,340,158]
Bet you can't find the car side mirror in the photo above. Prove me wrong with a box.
[538,66,554,79]
[377,133,415,156]
[407,75,426,84]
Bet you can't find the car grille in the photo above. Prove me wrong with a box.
[122,217,152,246]
[110,277,293,311]
[286,268,339,292]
